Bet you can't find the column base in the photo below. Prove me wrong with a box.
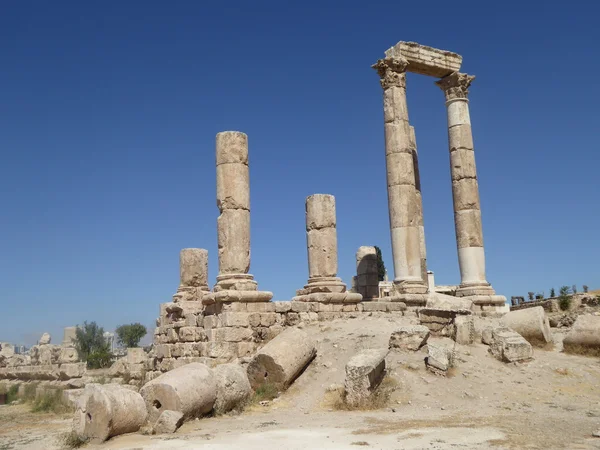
[292,292,363,304]
[214,274,258,292]
[393,279,429,295]
[172,286,210,303]
[387,293,429,306]
[203,290,273,305]
[297,277,347,295]
[455,282,496,297]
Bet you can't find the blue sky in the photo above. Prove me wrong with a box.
[1,1,598,345]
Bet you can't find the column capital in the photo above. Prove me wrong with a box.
[436,72,476,101]
[372,57,409,89]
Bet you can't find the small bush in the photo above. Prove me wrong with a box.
[528,292,534,301]
[7,384,19,403]
[87,349,112,369]
[327,375,398,411]
[583,285,589,293]
[32,390,71,414]
[61,432,87,449]
[558,286,572,311]
[251,382,279,404]
[550,288,556,298]
[563,343,600,358]
[22,384,38,402]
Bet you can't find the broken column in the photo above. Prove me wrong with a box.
[173,248,210,302]
[501,306,551,346]
[72,384,148,444]
[344,348,388,406]
[435,73,504,305]
[204,131,273,304]
[293,194,361,303]
[247,328,316,390]
[372,57,428,302]
[355,246,378,300]
[140,362,217,423]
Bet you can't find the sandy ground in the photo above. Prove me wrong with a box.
[3,315,600,449]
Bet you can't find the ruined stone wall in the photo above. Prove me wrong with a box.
[147,300,409,381]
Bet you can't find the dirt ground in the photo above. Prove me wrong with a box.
[2,315,600,450]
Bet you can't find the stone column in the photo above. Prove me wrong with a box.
[204,131,272,304]
[410,126,428,289]
[436,72,495,297]
[372,58,427,296]
[173,248,210,302]
[356,246,378,300]
[294,194,361,303]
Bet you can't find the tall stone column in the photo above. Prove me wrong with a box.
[436,73,496,298]
[294,194,361,303]
[372,58,427,297]
[410,126,428,289]
[204,131,273,304]
[173,248,210,302]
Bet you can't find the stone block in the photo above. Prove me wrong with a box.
[126,348,147,365]
[389,325,430,351]
[363,303,387,312]
[291,302,310,312]
[58,362,85,380]
[260,313,278,327]
[344,348,388,407]
[489,328,533,363]
[153,410,184,434]
[246,302,276,313]
[215,327,253,343]
[179,248,208,288]
[454,315,474,345]
[385,41,462,78]
[207,342,237,360]
[274,302,292,313]
[563,315,600,353]
[385,302,407,312]
[501,306,551,346]
[220,312,250,327]
[59,347,79,363]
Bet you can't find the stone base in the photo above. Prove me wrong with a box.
[203,290,273,305]
[292,292,363,303]
[455,283,496,297]
[297,277,347,295]
[393,279,428,295]
[387,293,429,306]
[172,286,210,303]
[214,274,258,292]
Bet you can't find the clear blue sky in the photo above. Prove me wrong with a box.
[1,1,598,346]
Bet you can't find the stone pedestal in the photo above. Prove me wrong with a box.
[173,248,211,302]
[436,72,505,306]
[373,57,428,304]
[204,131,272,305]
[355,246,378,300]
[294,194,361,303]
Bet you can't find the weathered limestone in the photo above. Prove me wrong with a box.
[489,327,533,363]
[153,410,184,434]
[419,307,472,337]
[294,195,361,303]
[247,328,316,390]
[204,132,272,305]
[344,348,388,407]
[563,315,600,354]
[389,325,430,351]
[501,306,551,346]
[140,363,217,423]
[410,126,428,288]
[213,363,252,414]
[72,384,148,444]
[436,72,504,306]
[372,57,428,302]
[173,249,210,302]
[0,343,15,358]
[454,315,475,345]
[62,327,78,347]
[385,41,463,78]
[355,246,379,300]
[426,340,455,375]
[39,333,51,345]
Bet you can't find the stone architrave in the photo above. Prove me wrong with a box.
[293,194,361,303]
[372,57,428,302]
[355,246,378,300]
[172,248,211,302]
[203,131,273,305]
[436,72,505,305]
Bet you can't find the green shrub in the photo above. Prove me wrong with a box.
[7,384,19,403]
[550,287,556,297]
[73,321,113,369]
[87,348,112,369]
[32,390,71,414]
[115,323,147,348]
[22,383,38,402]
[558,286,572,311]
[61,432,88,449]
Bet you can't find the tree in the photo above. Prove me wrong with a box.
[115,323,147,348]
[528,292,534,301]
[583,285,589,293]
[572,285,578,294]
[558,286,572,311]
[73,322,112,369]
[374,246,386,282]
[550,287,556,297]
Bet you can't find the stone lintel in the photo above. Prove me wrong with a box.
[292,292,362,304]
[203,290,273,305]
[385,41,462,78]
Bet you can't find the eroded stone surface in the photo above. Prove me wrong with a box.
[389,325,429,351]
[345,348,388,407]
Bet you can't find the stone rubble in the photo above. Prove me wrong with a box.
[389,325,430,351]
